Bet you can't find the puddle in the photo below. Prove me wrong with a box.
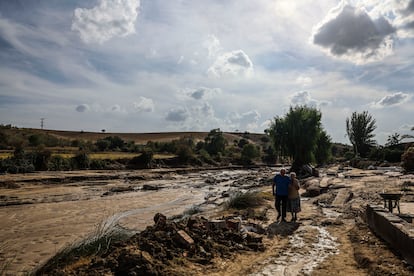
[251,225,339,275]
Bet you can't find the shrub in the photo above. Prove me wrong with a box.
[89,159,107,170]
[241,144,260,165]
[72,151,90,169]
[176,145,194,163]
[127,150,154,169]
[225,191,264,209]
[401,146,414,172]
[32,147,52,171]
[48,156,72,171]
[198,149,215,164]
[344,151,354,160]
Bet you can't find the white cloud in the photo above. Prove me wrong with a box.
[203,34,222,59]
[192,102,215,118]
[312,2,395,63]
[290,91,330,107]
[71,0,140,44]
[372,92,410,108]
[133,96,154,112]
[76,104,89,112]
[226,110,261,132]
[296,75,313,87]
[208,50,253,78]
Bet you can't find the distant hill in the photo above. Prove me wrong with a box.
[0,125,267,146]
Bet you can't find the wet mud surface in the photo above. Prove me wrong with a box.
[1,166,414,275]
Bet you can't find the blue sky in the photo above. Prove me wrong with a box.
[0,0,413,145]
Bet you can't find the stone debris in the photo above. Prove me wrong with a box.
[38,213,266,275]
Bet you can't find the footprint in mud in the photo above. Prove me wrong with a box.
[252,225,339,275]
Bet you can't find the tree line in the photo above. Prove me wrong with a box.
[0,106,413,174]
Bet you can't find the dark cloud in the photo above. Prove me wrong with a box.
[190,88,205,100]
[76,104,89,112]
[402,0,414,15]
[165,108,189,122]
[313,4,395,57]
[375,92,409,107]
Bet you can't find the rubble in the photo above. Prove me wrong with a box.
[37,213,266,275]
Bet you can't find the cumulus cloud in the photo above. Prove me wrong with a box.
[227,110,261,132]
[290,91,330,107]
[312,2,395,63]
[76,104,89,112]
[191,102,215,118]
[372,92,410,108]
[208,50,253,78]
[165,108,189,122]
[71,0,140,44]
[189,87,221,100]
[133,96,154,112]
[203,34,221,59]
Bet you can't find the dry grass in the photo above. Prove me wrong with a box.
[53,152,176,160]
[0,152,12,159]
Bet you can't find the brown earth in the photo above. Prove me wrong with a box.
[1,166,414,275]
[16,128,265,144]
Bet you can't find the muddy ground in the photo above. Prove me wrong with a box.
[1,166,414,275]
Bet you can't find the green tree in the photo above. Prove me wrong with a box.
[385,133,401,146]
[346,111,377,157]
[265,116,288,163]
[204,128,227,156]
[241,143,260,164]
[267,105,329,172]
[315,130,332,165]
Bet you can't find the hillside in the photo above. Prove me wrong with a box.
[0,126,266,145]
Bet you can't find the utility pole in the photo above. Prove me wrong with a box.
[40,118,45,129]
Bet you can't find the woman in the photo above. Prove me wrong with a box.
[287,172,301,222]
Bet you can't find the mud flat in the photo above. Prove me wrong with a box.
[1,166,414,275]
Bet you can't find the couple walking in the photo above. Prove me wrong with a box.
[272,168,301,222]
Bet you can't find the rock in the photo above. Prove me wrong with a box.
[142,184,159,191]
[175,230,194,249]
[153,213,167,229]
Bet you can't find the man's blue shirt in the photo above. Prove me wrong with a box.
[274,174,290,196]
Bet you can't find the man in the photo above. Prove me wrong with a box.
[272,168,290,222]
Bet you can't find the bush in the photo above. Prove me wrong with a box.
[344,151,354,160]
[225,191,264,209]
[72,151,90,169]
[89,159,107,170]
[48,156,72,171]
[198,149,215,165]
[32,147,52,171]
[176,145,194,163]
[127,150,154,169]
[402,146,414,172]
[241,144,260,165]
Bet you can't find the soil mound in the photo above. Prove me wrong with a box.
[37,213,265,275]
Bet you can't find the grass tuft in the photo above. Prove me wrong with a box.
[225,191,265,209]
[34,219,134,275]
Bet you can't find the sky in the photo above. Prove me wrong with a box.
[0,0,413,145]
